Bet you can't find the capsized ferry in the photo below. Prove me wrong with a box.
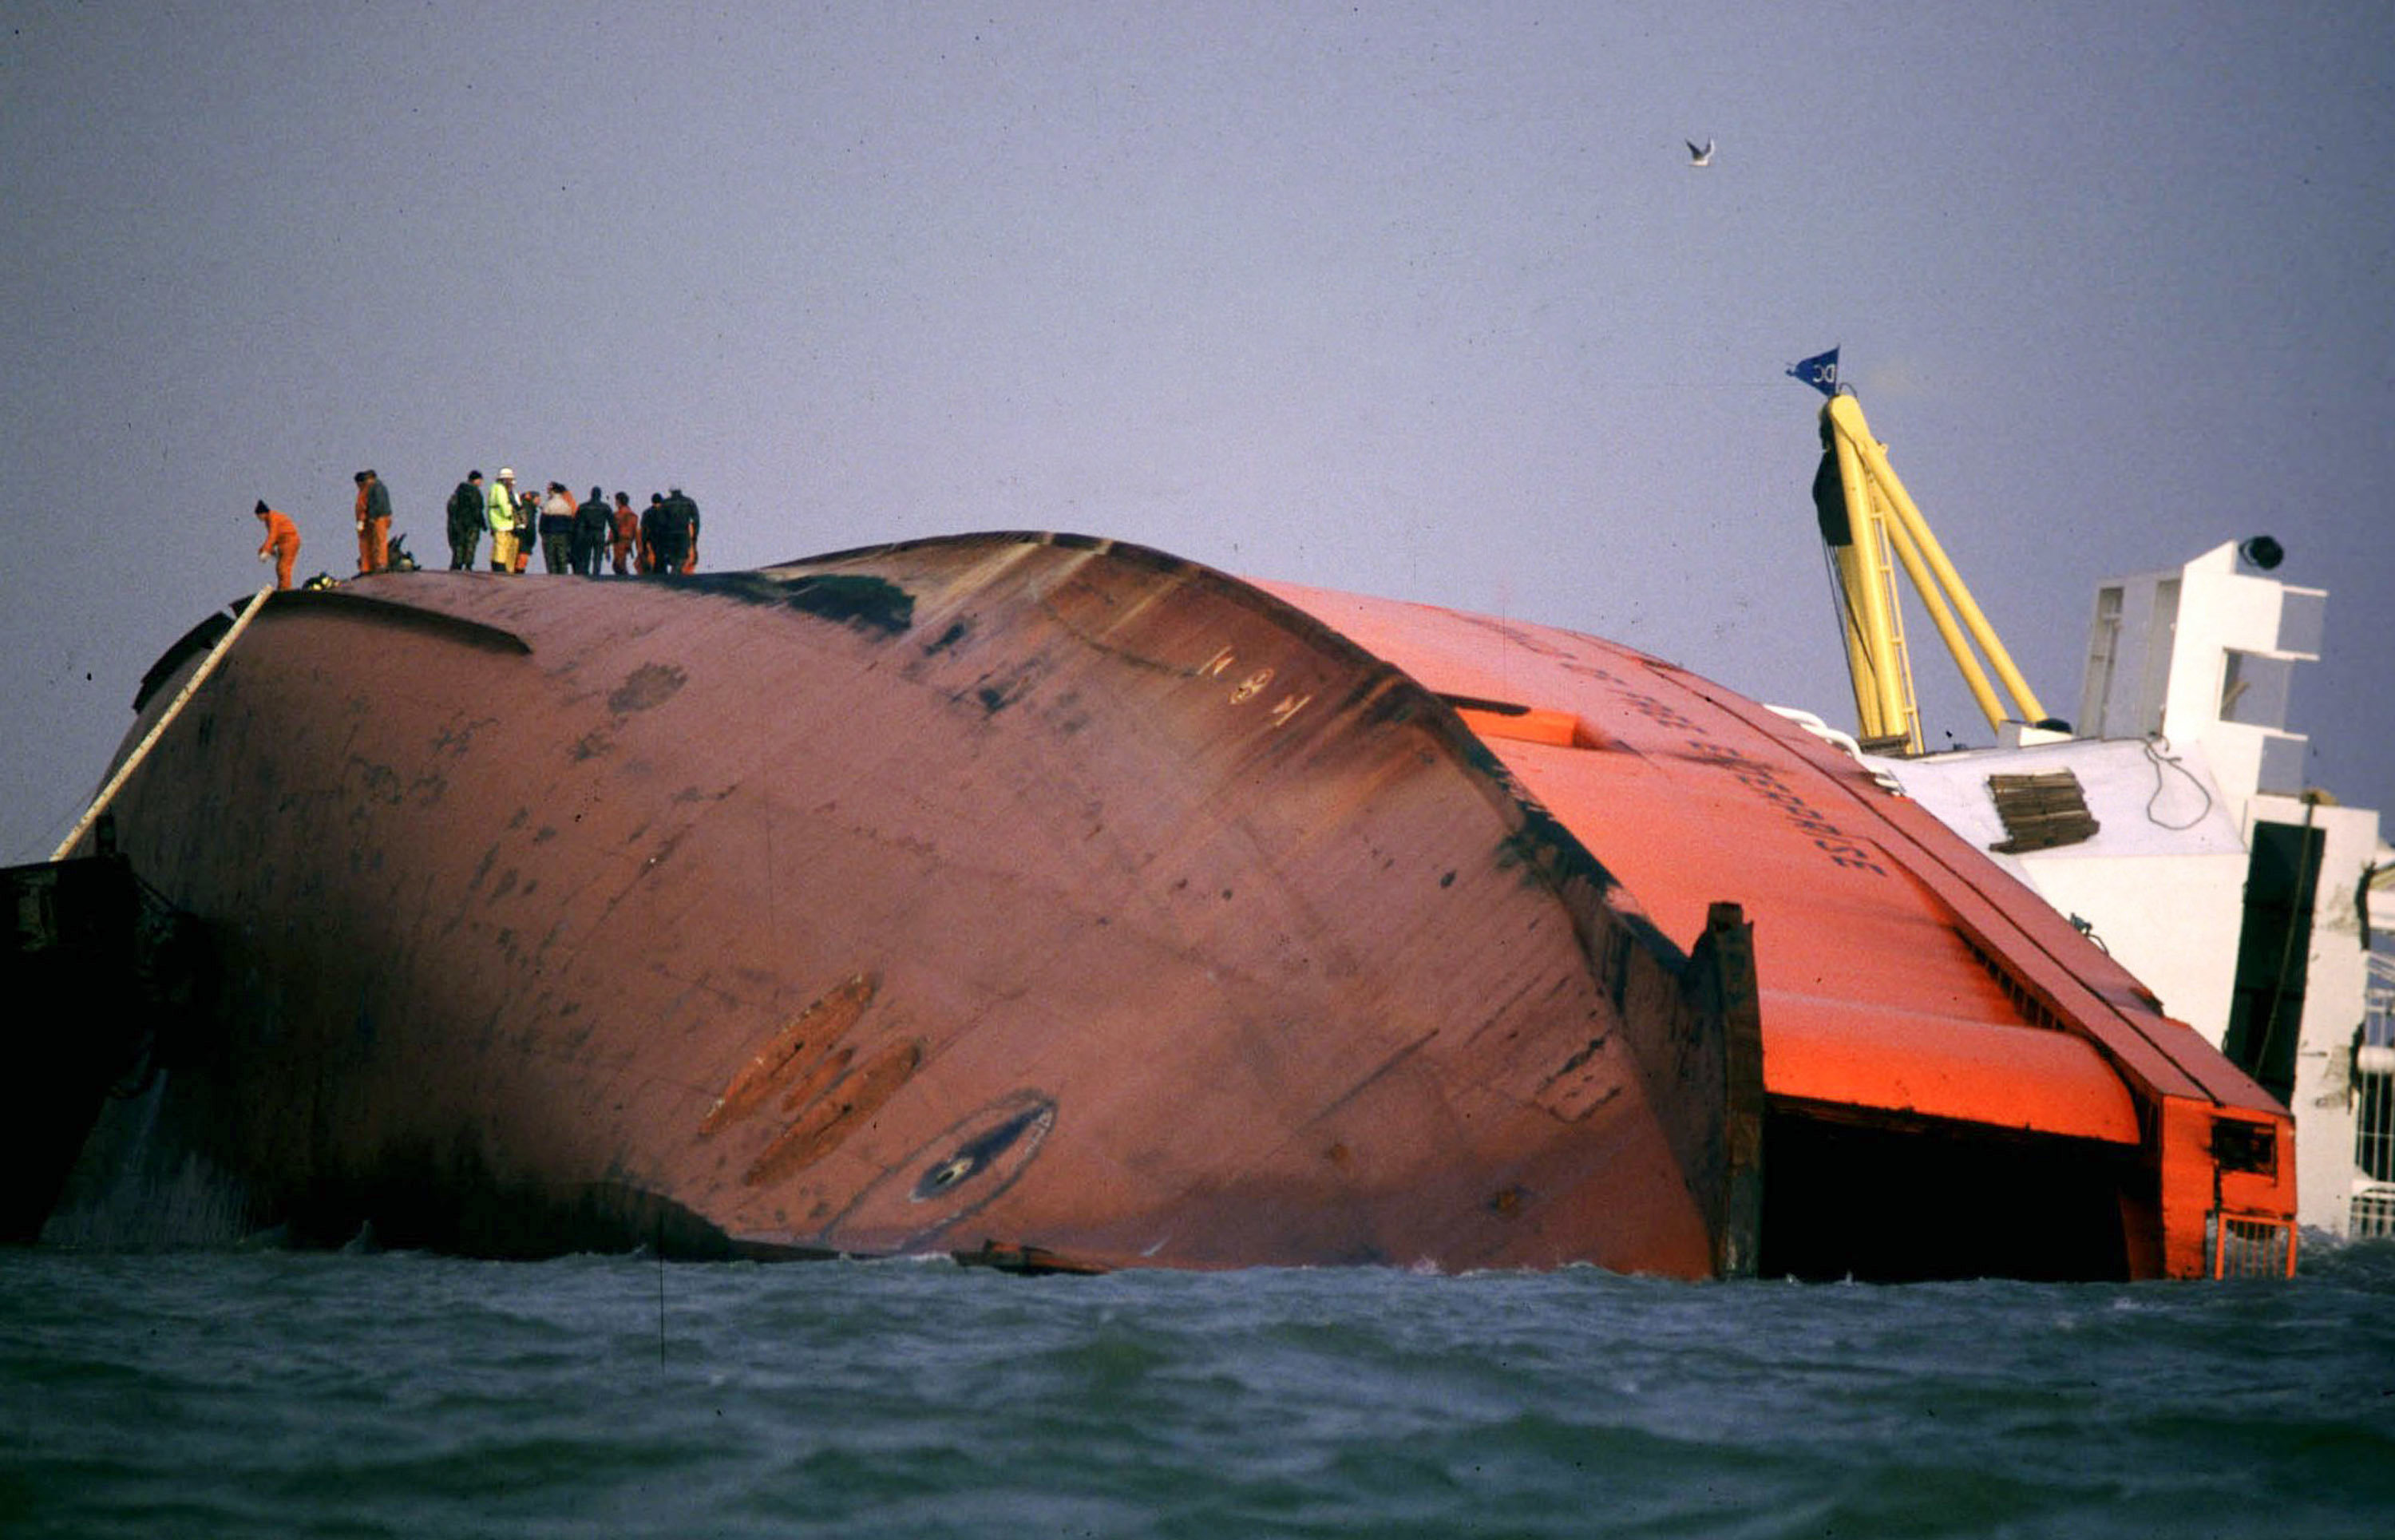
[21,529,2296,1279]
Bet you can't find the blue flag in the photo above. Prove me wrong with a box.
[1787,346,1840,397]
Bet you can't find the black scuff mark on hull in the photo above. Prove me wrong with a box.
[679,572,915,636]
[1455,730,1680,968]
[345,757,406,807]
[968,659,1044,716]
[431,715,502,759]
[609,663,687,715]
[786,575,912,635]
[1542,1034,1613,1090]
[671,572,787,607]
[1303,1029,1442,1128]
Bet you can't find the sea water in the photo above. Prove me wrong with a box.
[4,1241,2392,1538]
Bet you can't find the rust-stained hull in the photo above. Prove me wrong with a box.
[47,533,2296,1278]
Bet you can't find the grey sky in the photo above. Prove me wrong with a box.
[5,1,2389,865]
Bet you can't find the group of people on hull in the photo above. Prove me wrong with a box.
[251,469,702,591]
[446,469,702,578]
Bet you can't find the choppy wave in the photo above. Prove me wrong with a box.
[4,1243,2393,1538]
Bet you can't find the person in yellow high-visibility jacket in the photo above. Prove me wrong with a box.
[486,467,521,574]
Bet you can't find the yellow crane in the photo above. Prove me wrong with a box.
[1810,393,2050,755]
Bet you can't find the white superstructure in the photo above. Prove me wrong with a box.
[1867,540,2393,1238]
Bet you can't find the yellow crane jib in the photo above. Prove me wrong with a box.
[1810,394,2049,755]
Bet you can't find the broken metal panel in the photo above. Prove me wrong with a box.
[1987,770,2102,853]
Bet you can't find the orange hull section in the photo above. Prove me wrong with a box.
[51,533,2294,1279]
[1257,580,2297,1278]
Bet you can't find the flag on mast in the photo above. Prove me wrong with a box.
[1787,346,1840,397]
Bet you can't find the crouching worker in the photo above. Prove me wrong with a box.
[254,501,301,591]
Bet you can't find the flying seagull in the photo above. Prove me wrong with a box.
[1687,138,1714,167]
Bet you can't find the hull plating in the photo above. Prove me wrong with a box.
[51,532,2295,1277]
[56,535,1745,1274]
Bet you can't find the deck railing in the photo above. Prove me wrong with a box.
[2210,1210,2298,1278]
[2349,951,2395,1239]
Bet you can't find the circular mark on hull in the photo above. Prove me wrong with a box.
[820,1091,1055,1252]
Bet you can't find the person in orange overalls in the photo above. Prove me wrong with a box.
[254,501,301,590]
[354,469,392,574]
[609,491,637,576]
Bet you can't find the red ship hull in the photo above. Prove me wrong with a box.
[47,533,2295,1279]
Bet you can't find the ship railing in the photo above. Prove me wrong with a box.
[2207,1210,2298,1279]
[2353,971,2395,1236]
[2352,1186,2395,1241]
